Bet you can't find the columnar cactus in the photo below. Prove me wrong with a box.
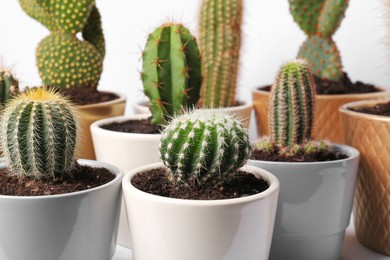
[159,110,251,187]
[289,0,349,80]
[269,60,315,146]
[0,88,78,179]
[18,0,104,89]
[199,0,243,108]
[142,23,202,125]
[0,67,19,108]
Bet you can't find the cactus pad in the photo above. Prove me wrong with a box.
[82,5,105,58]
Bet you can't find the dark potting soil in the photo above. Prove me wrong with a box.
[251,146,347,162]
[260,72,379,95]
[131,168,269,200]
[100,117,162,134]
[350,101,390,116]
[0,163,115,196]
[58,87,119,106]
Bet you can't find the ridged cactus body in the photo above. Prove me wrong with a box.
[289,0,349,80]
[1,88,78,179]
[160,110,251,186]
[199,0,243,108]
[269,60,315,146]
[0,68,19,108]
[142,23,202,125]
[18,0,104,89]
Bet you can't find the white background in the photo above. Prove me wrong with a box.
[0,0,389,114]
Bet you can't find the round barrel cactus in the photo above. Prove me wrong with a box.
[159,110,251,186]
[0,88,78,179]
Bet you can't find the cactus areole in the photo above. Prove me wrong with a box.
[159,110,251,187]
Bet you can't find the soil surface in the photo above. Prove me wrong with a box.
[251,146,347,162]
[0,163,115,196]
[350,101,390,116]
[101,117,162,134]
[131,168,269,200]
[260,72,379,95]
[58,87,119,106]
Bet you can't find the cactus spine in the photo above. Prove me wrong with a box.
[269,60,315,146]
[142,23,202,125]
[1,88,78,179]
[289,0,349,80]
[199,0,243,108]
[18,0,104,89]
[0,67,19,108]
[160,110,251,187]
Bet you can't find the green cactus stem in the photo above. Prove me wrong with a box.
[159,110,251,187]
[269,60,315,146]
[199,0,243,108]
[0,68,19,108]
[289,0,349,80]
[0,88,78,179]
[142,23,202,125]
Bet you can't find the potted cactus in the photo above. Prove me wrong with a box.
[0,88,123,260]
[248,60,359,260]
[18,0,126,160]
[0,66,19,109]
[252,0,387,143]
[122,110,279,260]
[90,22,202,248]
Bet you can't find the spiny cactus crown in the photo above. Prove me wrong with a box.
[1,88,78,179]
[159,110,251,187]
[269,60,315,147]
[289,0,349,80]
[199,0,243,108]
[18,0,105,89]
[0,66,19,108]
[142,23,202,125]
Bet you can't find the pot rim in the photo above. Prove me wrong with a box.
[248,143,359,166]
[122,162,279,206]
[0,159,123,200]
[135,100,253,110]
[78,90,127,109]
[340,99,390,122]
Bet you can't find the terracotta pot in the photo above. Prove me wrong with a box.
[78,91,126,160]
[252,87,388,143]
[340,100,390,256]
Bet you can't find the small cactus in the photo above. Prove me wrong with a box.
[199,0,243,108]
[0,88,78,179]
[159,110,251,187]
[18,0,104,89]
[0,67,19,108]
[142,23,202,125]
[269,60,315,146]
[289,0,349,80]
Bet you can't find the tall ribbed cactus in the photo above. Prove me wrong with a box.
[160,110,251,186]
[269,60,315,146]
[199,0,243,108]
[142,23,202,125]
[0,88,78,179]
[18,0,104,89]
[289,0,349,81]
[0,67,19,108]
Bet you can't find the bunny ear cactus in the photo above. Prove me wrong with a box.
[0,88,78,179]
[0,67,19,108]
[159,110,251,187]
[18,0,104,89]
[199,0,243,108]
[289,0,349,81]
[142,23,202,125]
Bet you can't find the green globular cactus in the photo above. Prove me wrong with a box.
[289,0,349,80]
[142,23,202,125]
[269,60,315,146]
[0,68,19,108]
[0,88,78,179]
[199,0,243,108]
[159,110,251,187]
[18,0,104,89]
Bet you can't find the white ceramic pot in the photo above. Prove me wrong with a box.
[91,115,161,248]
[133,100,151,115]
[122,163,279,260]
[0,159,123,260]
[248,144,359,260]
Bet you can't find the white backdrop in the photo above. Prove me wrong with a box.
[0,0,388,115]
